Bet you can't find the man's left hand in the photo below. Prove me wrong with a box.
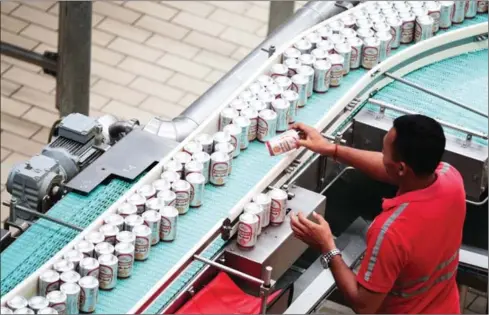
[290,211,336,254]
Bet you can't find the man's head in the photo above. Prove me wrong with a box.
[382,114,446,183]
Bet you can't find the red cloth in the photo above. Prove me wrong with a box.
[357,162,466,314]
[177,271,282,314]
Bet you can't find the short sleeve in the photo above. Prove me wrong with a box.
[357,228,407,293]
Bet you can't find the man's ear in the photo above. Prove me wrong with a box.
[398,162,407,176]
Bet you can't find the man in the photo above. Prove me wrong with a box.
[290,114,466,314]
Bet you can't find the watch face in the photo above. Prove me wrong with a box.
[320,255,329,269]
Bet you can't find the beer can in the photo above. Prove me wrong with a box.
[37,308,58,315]
[400,12,416,43]
[223,123,242,157]
[347,37,364,69]
[466,0,478,17]
[257,109,278,142]
[229,99,249,113]
[53,259,75,274]
[78,276,99,313]
[46,291,67,314]
[270,64,288,78]
[219,107,239,131]
[79,257,99,278]
[329,34,346,47]
[334,43,351,75]
[195,133,214,155]
[160,206,179,241]
[425,1,442,32]
[265,129,300,157]
[241,107,259,142]
[85,231,105,247]
[104,214,124,232]
[28,296,49,313]
[283,58,302,77]
[184,160,204,178]
[59,283,80,315]
[477,0,488,12]
[356,18,374,30]
[64,249,84,270]
[142,210,161,245]
[362,37,381,69]
[256,93,273,110]
[94,242,114,259]
[164,160,183,178]
[192,151,211,183]
[313,59,332,93]
[376,31,392,62]
[369,13,386,25]
[114,242,135,278]
[187,173,205,208]
[411,7,429,17]
[124,214,143,232]
[341,14,357,28]
[386,16,402,49]
[452,0,466,22]
[161,170,181,185]
[382,8,399,17]
[356,27,375,41]
[305,32,322,49]
[7,296,28,312]
[282,47,301,62]
[339,28,357,40]
[352,9,368,21]
[152,179,172,195]
[215,142,234,175]
[394,1,410,11]
[209,151,230,186]
[297,65,315,98]
[253,193,271,228]
[238,90,256,103]
[39,270,60,297]
[171,179,191,215]
[317,39,334,54]
[174,151,192,167]
[244,202,265,235]
[60,270,80,285]
[213,131,232,150]
[183,140,203,156]
[311,48,328,60]
[317,26,333,40]
[237,213,259,249]
[329,19,345,34]
[271,98,291,133]
[281,90,299,123]
[267,82,283,99]
[2,307,14,314]
[97,254,118,289]
[233,116,251,150]
[157,190,177,207]
[99,224,119,246]
[274,76,292,91]
[298,54,316,67]
[116,231,136,246]
[127,193,146,215]
[74,240,94,258]
[290,74,308,107]
[256,74,275,88]
[137,184,156,201]
[329,54,345,87]
[117,202,138,218]
[248,82,262,95]
[415,15,434,42]
[132,225,152,260]
[269,188,288,225]
[373,21,391,33]
[293,38,313,54]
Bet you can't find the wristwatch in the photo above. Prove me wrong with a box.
[320,248,342,269]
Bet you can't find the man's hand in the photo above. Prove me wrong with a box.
[290,211,336,254]
[291,123,334,156]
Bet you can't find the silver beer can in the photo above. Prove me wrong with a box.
[256,92,274,109]
[271,98,291,133]
[369,13,386,25]
[313,59,332,93]
[269,188,288,226]
[362,37,381,69]
[297,65,315,98]
[253,193,272,227]
[84,231,105,247]
[425,1,442,32]
[244,202,265,235]
[97,254,119,289]
[116,230,136,246]
[127,193,146,215]
[356,18,374,30]
[28,296,49,313]
[78,276,98,313]
[142,210,161,245]
[329,53,345,87]
[281,90,299,123]
[256,74,275,88]
[233,116,251,150]
[79,257,99,278]
[213,131,232,150]
[164,160,183,178]
[329,19,345,34]
[37,308,58,315]
[311,48,328,61]
[290,74,309,107]
[373,21,391,33]
[229,99,249,113]
[157,190,177,207]
[183,140,203,156]
[64,249,84,270]
[339,28,357,40]
[13,308,33,315]
[114,242,135,278]
[352,9,368,21]
[104,213,124,232]
[257,109,278,142]
[305,32,322,49]
[137,184,157,200]
[117,202,138,218]
[411,7,429,18]
[132,225,152,261]
[328,33,346,46]
[99,224,119,246]
[274,75,292,91]
[293,38,313,54]
[376,31,393,61]
[195,133,214,155]
[192,151,211,183]
[124,214,143,232]
[46,291,67,314]
[356,27,375,41]
[347,37,364,69]
[270,64,289,78]
[298,54,316,68]
[219,107,239,131]
[237,212,259,249]
[386,16,403,49]
[94,242,115,259]
[174,151,192,167]
[334,43,352,75]
[187,173,205,208]
[248,82,262,95]
[415,15,434,42]
[400,12,416,43]
[160,206,179,241]
[171,179,191,215]
[184,160,204,178]
[477,0,488,12]
[60,283,80,315]
[215,142,234,175]
[465,0,478,17]
[53,259,75,274]
[282,47,301,62]
[223,123,242,158]
[74,240,94,258]
[152,179,172,195]
[241,107,259,142]
[238,90,257,103]
[7,296,28,311]
[39,270,60,297]
[341,14,357,28]
[161,171,183,187]
[60,270,81,285]
[317,26,333,40]
[283,58,302,77]
[209,151,230,186]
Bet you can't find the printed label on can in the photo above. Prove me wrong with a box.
[401,21,415,43]
[362,47,379,68]
[99,265,115,288]
[43,282,59,296]
[160,217,173,237]
[230,135,238,151]
[51,303,67,314]
[175,191,190,213]
[135,236,150,260]
[429,12,441,32]
[104,235,116,245]
[257,117,269,140]
[237,222,253,247]
[351,46,359,65]
[248,118,258,141]
[87,268,99,278]
[270,199,285,224]
[117,253,133,278]
[211,162,228,185]
[330,64,343,86]
[80,288,96,313]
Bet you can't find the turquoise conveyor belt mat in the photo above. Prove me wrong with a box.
[1,14,486,314]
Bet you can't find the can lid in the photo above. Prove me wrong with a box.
[238,90,255,101]
[142,209,161,221]
[124,214,143,226]
[105,213,124,225]
[137,184,156,197]
[271,98,289,110]
[60,270,80,283]
[328,19,345,30]
[40,269,60,281]
[53,259,74,271]
[213,131,231,143]
[316,26,333,38]
[116,231,136,242]
[244,202,263,214]
[98,253,118,265]
[8,296,28,308]
[294,38,312,50]
[283,47,301,58]
[281,89,299,101]
[146,197,165,210]
[75,240,94,252]
[46,291,66,303]
[363,36,381,46]
[240,212,259,223]
[99,224,119,235]
[37,307,58,315]
[257,90,274,103]
[85,231,104,244]
[233,116,251,128]
[223,123,242,135]
[78,276,99,289]
[132,224,152,236]
[60,282,81,295]
[258,109,278,120]
[95,242,114,253]
[241,107,259,118]
[28,296,48,308]
[80,257,99,269]
[284,58,301,69]
[271,63,288,74]
[215,142,234,154]
[291,74,309,85]
[256,75,275,87]
[328,53,345,65]
[157,189,177,201]
[305,32,322,43]
[210,150,230,162]
[153,179,172,192]
[172,179,191,191]
[115,241,135,253]
[127,193,146,205]
[183,140,203,153]
[160,206,179,217]
[416,14,434,24]
[221,106,240,118]
[13,308,33,314]
[174,151,192,164]
[297,65,314,77]
[192,151,211,164]
[160,171,181,183]
[274,75,292,86]
[254,192,272,204]
[186,172,206,185]
[269,188,288,200]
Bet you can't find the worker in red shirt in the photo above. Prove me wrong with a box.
[290,114,466,314]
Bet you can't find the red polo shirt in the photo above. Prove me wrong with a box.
[356,162,466,314]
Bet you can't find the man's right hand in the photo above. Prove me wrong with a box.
[291,122,334,156]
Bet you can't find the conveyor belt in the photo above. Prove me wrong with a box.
[1,14,487,314]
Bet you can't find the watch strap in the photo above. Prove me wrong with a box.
[323,248,341,268]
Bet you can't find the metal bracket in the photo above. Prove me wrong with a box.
[42,51,58,77]
[261,45,276,58]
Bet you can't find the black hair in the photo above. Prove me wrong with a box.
[392,114,446,177]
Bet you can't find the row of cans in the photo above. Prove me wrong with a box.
[237,189,289,249]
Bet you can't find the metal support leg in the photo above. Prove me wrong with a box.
[56,1,92,117]
[268,1,295,35]
[260,266,273,315]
